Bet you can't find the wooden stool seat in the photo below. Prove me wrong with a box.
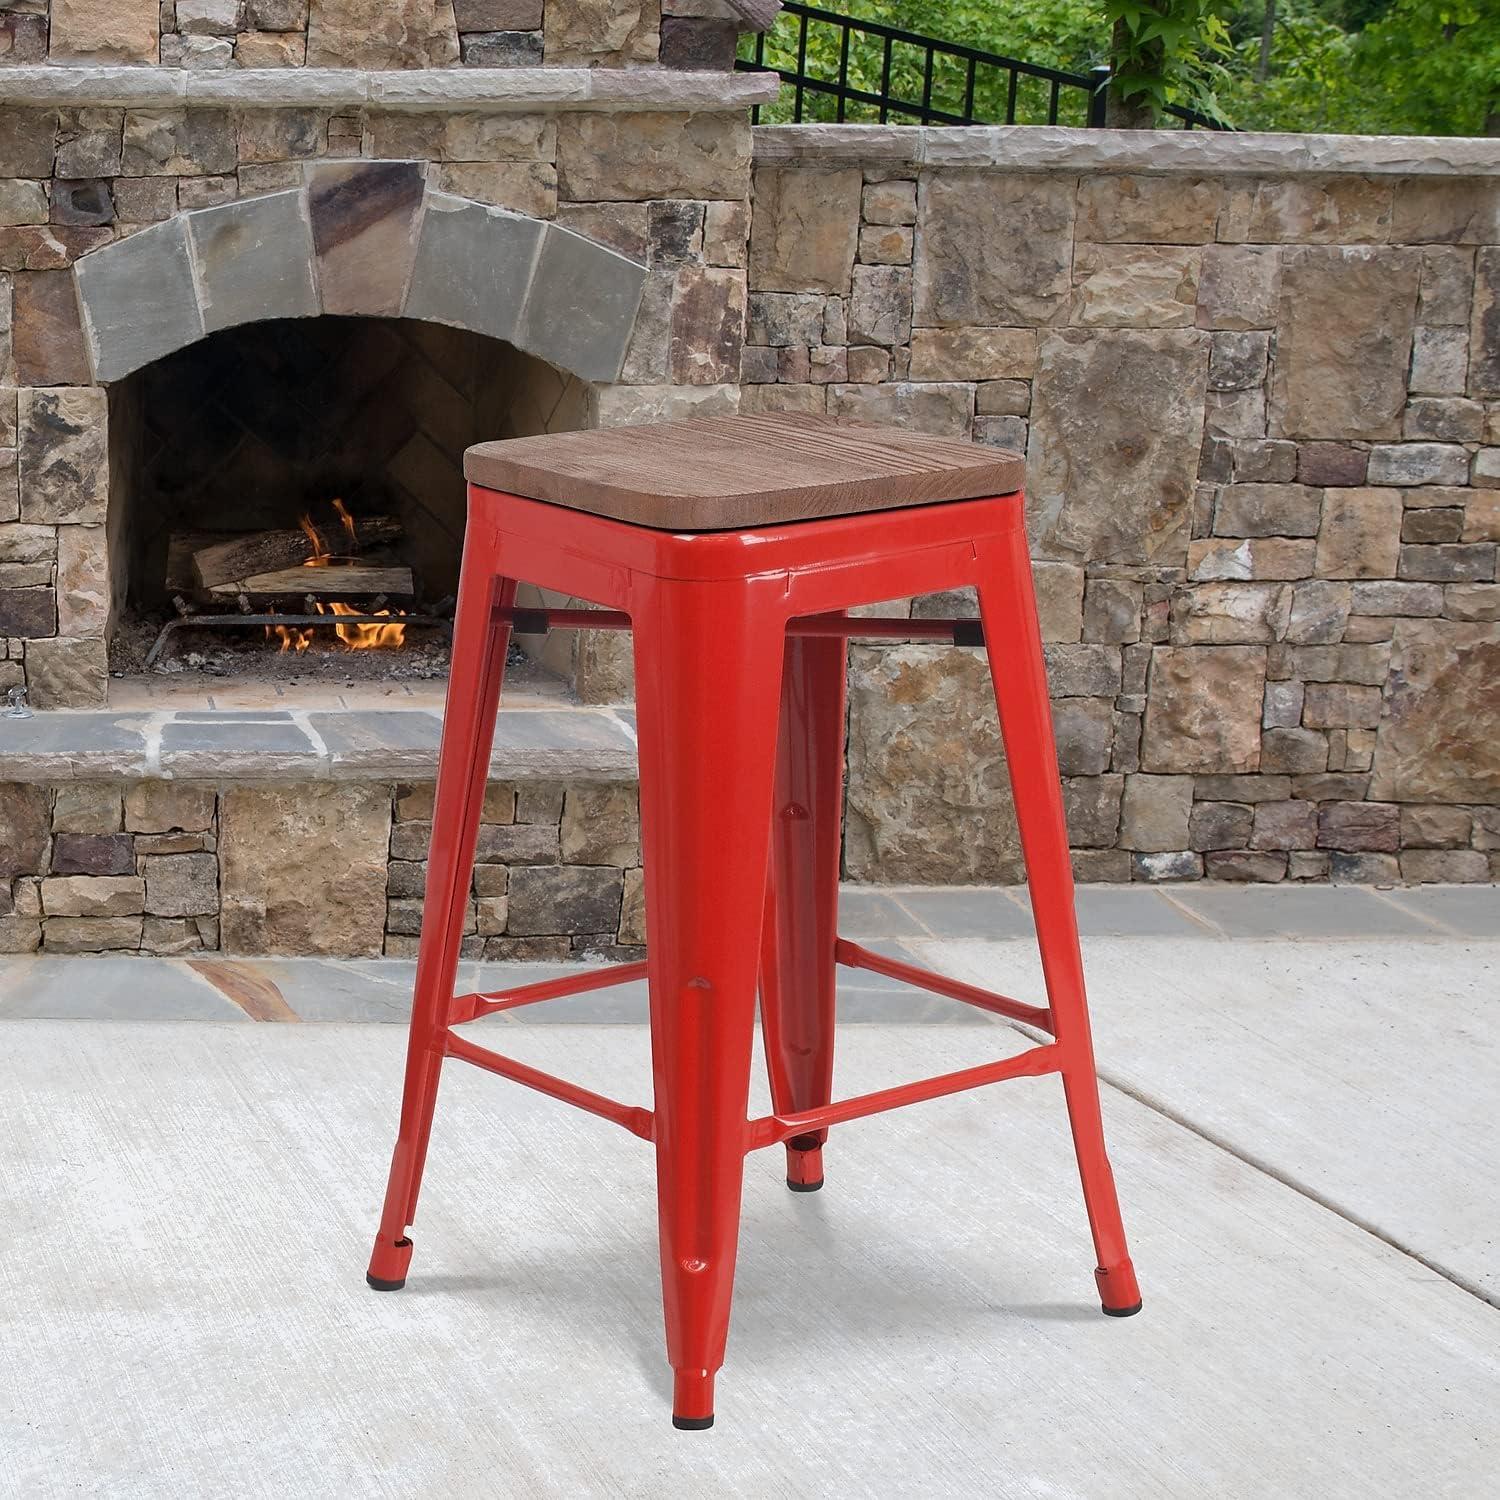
[463,412,1026,531]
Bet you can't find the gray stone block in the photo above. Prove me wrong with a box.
[75,219,204,382]
[518,223,646,383]
[188,189,319,334]
[405,192,543,346]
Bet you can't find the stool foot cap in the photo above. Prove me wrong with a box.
[367,1235,413,1291]
[672,1414,715,1431]
[786,1177,824,1193]
[1102,1300,1142,1318]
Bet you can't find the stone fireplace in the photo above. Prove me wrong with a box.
[0,3,769,960]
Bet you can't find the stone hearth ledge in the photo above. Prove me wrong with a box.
[0,707,639,783]
[752,124,1500,177]
[0,66,781,113]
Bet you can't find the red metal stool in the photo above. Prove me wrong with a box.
[366,414,1141,1430]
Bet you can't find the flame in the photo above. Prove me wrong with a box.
[324,600,407,651]
[299,512,332,567]
[272,623,314,653]
[261,501,408,653]
[333,497,358,550]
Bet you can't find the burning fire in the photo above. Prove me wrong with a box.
[267,500,408,653]
[271,601,408,654]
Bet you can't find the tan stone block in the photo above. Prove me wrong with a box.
[1188,537,1316,581]
[0,181,47,229]
[52,784,123,835]
[1076,175,1222,245]
[749,167,860,294]
[41,875,145,919]
[560,783,639,866]
[1142,645,1266,774]
[913,172,1075,327]
[220,783,390,956]
[234,30,308,67]
[55,525,109,637]
[125,782,216,833]
[1370,619,1499,803]
[557,111,750,203]
[1270,247,1419,442]
[23,636,107,707]
[1303,683,1381,730]
[51,0,159,62]
[1464,491,1500,543]
[862,179,916,227]
[1171,582,1292,644]
[236,110,329,166]
[1315,488,1402,579]
[1225,177,1393,245]
[848,264,911,347]
[739,383,826,417]
[908,327,1036,383]
[1026,329,1208,566]
[618,867,645,946]
[1390,178,1500,246]
[1032,561,1084,644]
[1401,803,1472,850]
[0,917,42,955]
[858,224,912,266]
[306,0,460,67]
[476,896,509,936]
[702,199,748,268]
[1119,774,1193,852]
[143,852,218,918]
[1071,244,1199,329]
[434,161,558,219]
[43,916,142,952]
[843,643,1022,883]
[120,110,234,178]
[826,381,970,437]
[544,0,659,64]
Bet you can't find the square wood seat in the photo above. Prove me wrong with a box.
[463,412,1026,531]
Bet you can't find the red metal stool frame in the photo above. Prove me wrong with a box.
[367,480,1141,1430]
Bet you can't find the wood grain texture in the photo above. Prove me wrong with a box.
[464,414,1025,531]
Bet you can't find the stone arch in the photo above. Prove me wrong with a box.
[72,161,647,387]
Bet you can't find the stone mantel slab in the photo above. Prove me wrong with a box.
[0,707,639,783]
[753,124,1500,178]
[0,66,780,113]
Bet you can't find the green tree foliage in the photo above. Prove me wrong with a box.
[1103,1,1234,125]
[1221,1,1500,136]
[742,0,1497,136]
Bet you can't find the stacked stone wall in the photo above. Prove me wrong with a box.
[0,777,644,956]
[745,131,1500,885]
[0,2,747,71]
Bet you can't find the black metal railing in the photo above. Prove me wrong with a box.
[737,4,1229,130]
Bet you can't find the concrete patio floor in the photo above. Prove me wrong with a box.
[1,884,1497,1497]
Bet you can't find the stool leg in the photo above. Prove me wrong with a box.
[760,634,847,1193]
[975,524,1142,1318]
[633,577,787,1430]
[367,561,516,1291]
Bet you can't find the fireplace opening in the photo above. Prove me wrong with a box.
[105,315,587,689]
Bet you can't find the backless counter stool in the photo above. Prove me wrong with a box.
[366,413,1140,1430]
